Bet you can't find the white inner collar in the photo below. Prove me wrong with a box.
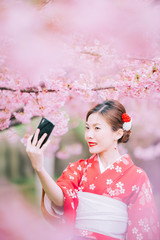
[97,154,125,173]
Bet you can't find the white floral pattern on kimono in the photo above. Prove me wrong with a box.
[41,153,160,240]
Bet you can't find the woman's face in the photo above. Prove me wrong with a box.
[85,112,117,154]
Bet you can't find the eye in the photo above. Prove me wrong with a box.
[85,126,89,129]
[95,127,100,130]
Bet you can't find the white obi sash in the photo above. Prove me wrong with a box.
[75,191,128,240]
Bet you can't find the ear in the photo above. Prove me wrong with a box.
[114,128,124,141]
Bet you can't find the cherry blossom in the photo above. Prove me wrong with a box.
[132,185,140,193]
[1,0,160,134]
[106,179,113,185]
[115,166,122,173]
[0,0,160,170]
[56,143,82,160]
[132,227,138,234]
[89,184,96,190]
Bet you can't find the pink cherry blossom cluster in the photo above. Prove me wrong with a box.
[134,142,160,161]
[56,143,82,160]
[1,0,160,137]
[0,181,73,240]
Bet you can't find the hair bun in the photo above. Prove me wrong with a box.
[118,130,132,143]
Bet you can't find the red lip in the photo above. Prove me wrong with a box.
[88,142,97,147]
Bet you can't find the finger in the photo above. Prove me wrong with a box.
[26,135,33,152]
[36,133,47,149]
[41,139,51,151]
[32,128,40,146]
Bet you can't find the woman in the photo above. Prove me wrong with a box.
[26,100,160,240]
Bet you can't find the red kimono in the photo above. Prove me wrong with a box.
[41,153,160,240]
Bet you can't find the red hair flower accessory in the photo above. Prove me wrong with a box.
[122,113,132,131]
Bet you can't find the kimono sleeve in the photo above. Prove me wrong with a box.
[126,171,160,240]
[41,159,85,225]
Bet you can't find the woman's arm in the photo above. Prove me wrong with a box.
[26,128,64,207]
[36,167,64,207]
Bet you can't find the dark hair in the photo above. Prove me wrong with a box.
[86,100,132,143]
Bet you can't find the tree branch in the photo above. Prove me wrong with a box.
[0,86,116,93]
[0,115,39,132]
[0,85,117,130]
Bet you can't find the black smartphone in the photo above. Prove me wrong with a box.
[31,117,55,148]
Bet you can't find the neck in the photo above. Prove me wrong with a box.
[98,147,121,169]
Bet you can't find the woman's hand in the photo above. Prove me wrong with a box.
[26,128,50,172]
[26,129,64,207]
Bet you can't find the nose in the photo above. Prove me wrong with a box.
[85,129,94,140]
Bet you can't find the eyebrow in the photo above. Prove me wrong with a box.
[86,123,101,126]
